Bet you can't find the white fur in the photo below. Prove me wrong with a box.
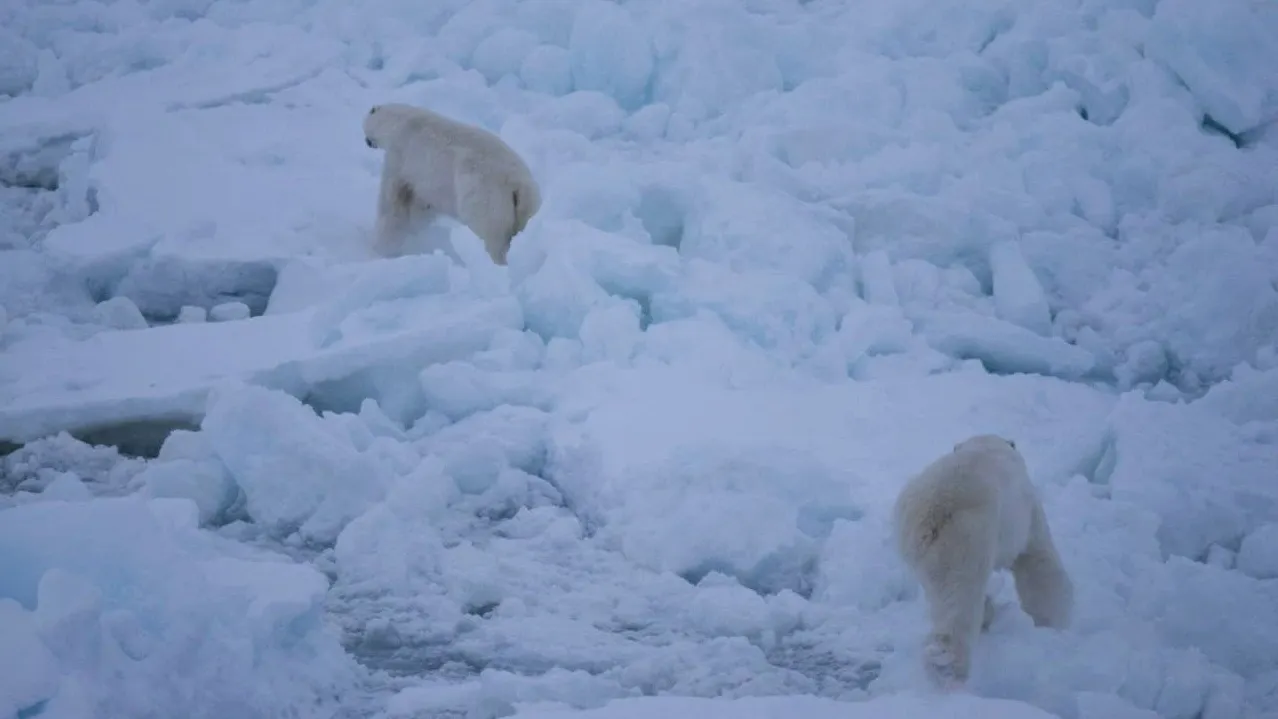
[892,434,1073,689]
[363,103,542,265]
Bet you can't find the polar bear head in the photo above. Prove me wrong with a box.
[953,434,1017,454]
[363,103,420,149]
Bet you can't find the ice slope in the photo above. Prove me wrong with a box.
[2,0,1278,718]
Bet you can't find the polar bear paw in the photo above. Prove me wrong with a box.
[923,633,970,690]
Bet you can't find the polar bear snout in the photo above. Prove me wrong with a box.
[363,105,384,149]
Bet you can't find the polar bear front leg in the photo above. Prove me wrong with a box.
[981,594,998,631]
[470,191,517,265]
[374,170,416,258]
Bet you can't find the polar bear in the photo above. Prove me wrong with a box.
[892,434,1073,689]
[362,102,542,265]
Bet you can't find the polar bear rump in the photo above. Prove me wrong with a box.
[892,434,1073,689]
[363,102,542,265]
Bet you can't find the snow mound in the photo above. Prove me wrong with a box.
[989,240,1051,337]
[916,312,1096,380]
[1236,524,1278,581]
[0,496,356,719]
[1146,0,1278,136]
[1103,392,1278,561]
[548,364,1115,600]
[199,382,397,545]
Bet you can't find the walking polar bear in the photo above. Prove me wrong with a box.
[892,434,1073,689]
[362,102,542,265]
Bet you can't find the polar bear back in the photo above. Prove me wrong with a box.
[364,103,537,198]
[894,435,1037,571]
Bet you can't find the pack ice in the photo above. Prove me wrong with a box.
[2,0,1277,718]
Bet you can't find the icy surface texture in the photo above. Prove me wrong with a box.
[1,0,1276,717]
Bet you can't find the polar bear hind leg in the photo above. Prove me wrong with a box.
[911,508,998,688]
[455,167,519,265]
[1010,503,1074,629]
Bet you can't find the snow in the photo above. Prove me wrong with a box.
[495,693,1059,719]
[1,0,1277,718]
[0,496,355,719]
[1236,524,1278,581]
[1145,0,1278,137]
[989,240,1052,337]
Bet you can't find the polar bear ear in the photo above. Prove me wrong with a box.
[1006,438,1017,449]
[368,105,379,115]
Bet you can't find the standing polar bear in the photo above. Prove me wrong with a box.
[362,103,542,265]
[892,434,1073,689]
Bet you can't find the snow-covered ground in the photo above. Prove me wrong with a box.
[2,0,1278,717]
